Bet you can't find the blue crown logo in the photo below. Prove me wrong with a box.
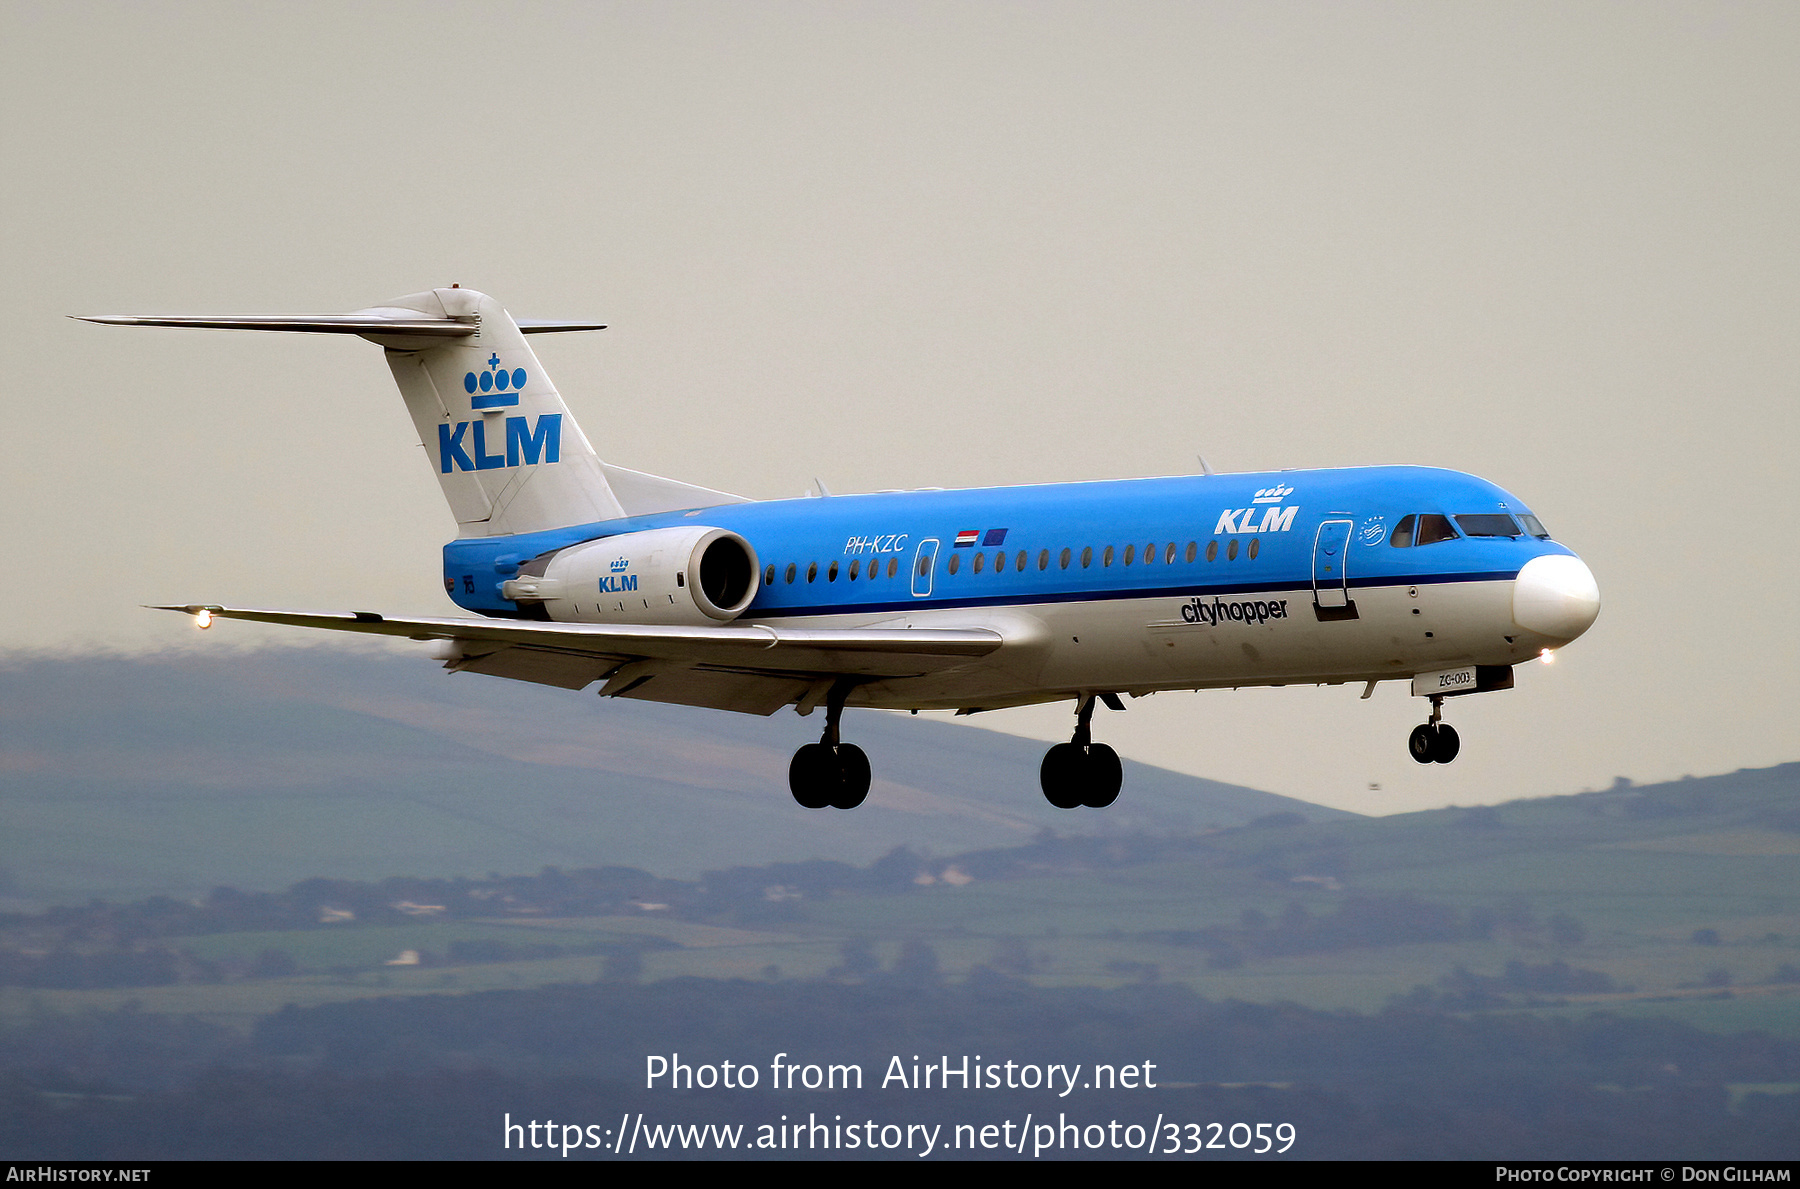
[610,558,629,573]
[465,353,527,410]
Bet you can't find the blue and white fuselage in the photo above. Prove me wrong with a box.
[442,465,1594,716]
[84,287,1599,809]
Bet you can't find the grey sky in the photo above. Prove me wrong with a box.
[5,1,1796,814]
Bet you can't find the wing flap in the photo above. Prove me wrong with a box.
[606,667,811,715]
[451,646,622,691]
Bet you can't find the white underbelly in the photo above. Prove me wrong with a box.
[766,578,1528,711]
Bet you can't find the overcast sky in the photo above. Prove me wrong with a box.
[5,1,1795,814]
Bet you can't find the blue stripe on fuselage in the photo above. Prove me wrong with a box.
[442,465,1574,616]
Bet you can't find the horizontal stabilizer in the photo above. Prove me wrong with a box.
[515,319,611,334]
[76,313,477,336]
[76,313,605,337]
[82,286,643,537]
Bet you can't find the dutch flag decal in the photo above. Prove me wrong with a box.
[954,530,980,548]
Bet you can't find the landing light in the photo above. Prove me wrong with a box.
[1538,648,1555,664]
[194,608,214,630]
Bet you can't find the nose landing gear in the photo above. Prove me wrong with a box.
[1408,695,1461,764]
[1040,693,1124,809]
[789,680,871,809]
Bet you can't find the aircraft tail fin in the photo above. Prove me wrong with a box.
[79,287,744,535]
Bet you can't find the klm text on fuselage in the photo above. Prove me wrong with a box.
[438,414,562,473]
[1214,505,1298,535]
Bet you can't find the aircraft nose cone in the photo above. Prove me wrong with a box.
[1513,554,1600,642]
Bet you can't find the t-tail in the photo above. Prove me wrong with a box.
[78,287,743,535]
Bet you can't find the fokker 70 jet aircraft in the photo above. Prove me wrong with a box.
[84,287,1600,810]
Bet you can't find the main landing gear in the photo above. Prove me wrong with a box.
[1408,695,1461,764]
[1040,693,1124,809]
[788,680,871,809]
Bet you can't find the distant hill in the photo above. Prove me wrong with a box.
[0,648,1352,904]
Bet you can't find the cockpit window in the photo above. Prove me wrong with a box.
[1519,513,1550,539]
[1390,513,1458,546]
[1455,513,1522,538]
[1415,514,1458,545]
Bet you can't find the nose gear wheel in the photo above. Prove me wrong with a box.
[1408,696,1461,764]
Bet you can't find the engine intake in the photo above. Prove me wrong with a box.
[501,526,759,625]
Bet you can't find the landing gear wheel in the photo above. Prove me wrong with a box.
[789,743,871,809]
[831,744,871,809]
[788,680,875,809]
[1408,723,1462,764]
[1039,743,1123,808]
[1082,744,1122,808]
[1431,723,1460,764]
[1042,693,1128,809]
[1040,743,1085,809]
[789,742,835,808]
[1408,724,1437,765]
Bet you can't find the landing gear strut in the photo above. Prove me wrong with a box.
[789,680,871,809]
[1408,695,1461,764]
[1040,693,1124,809]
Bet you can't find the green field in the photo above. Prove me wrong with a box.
[5,763,1797,1037]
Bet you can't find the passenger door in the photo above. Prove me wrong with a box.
[1312,519,1353,609]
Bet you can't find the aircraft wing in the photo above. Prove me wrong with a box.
[157,605,1006,714]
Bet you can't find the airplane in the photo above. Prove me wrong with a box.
[81,286,1601,811]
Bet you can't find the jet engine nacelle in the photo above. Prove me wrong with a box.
[501,526,760,625]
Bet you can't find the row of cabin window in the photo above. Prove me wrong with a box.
[766,557,903,586]
[761,536,1264,588]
